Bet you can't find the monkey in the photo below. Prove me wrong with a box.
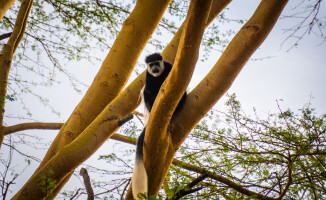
[132,53,187,199]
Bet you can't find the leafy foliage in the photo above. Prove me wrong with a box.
[38,169,57,196]
[171,94,326,199]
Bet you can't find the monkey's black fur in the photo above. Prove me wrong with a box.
[132,53,187,199]
[143,53,187,113]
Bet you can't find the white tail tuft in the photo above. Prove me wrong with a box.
[132,159,148,199]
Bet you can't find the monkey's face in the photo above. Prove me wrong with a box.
[147,60,164,77]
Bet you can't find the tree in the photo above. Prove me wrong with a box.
[2,0,324,199]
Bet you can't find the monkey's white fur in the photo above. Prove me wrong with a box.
[146,60,164,77]
[132,159,148,199]
[132,86,150,199]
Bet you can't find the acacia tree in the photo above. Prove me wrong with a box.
[1,0,314,199]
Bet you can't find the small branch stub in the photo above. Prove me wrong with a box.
[80,168,94,200]
[118,114,134,126]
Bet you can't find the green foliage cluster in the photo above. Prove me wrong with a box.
[171,94,326,199]
[38,169,57,196]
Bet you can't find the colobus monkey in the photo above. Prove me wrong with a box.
[132,53,187,199]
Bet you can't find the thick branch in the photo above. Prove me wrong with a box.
[38,0,172,172]
[144,0,213,196]
[6,0,32,52]
[172,0,290,148]
[25,0,172,198]
[162,0,232,63]
[122,1,233,199]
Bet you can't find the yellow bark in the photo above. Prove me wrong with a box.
[40,0,172,167]
[143,0,289,197]
[4,122,63,135]
[0,0,15,22]
[162,0,232,63]
[143,0,213,196]
[21,0,171,197]
[11,73,145,199]
[172,0,289,148]
[0,0,33,148]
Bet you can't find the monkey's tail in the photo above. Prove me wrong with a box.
[132,128,148,199]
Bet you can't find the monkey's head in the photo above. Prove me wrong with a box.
[145,53,165,77]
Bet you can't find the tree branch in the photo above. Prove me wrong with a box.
[35,3,173,196]
[172,0,290,150]
[170,172,209,200]
[4,122,63,135]
[144,0,213,196]
[0,32,12,41]
[80,168,94,200]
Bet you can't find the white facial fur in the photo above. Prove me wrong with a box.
[147,60,164,77]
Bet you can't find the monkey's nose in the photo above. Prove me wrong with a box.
[151,66,160,73]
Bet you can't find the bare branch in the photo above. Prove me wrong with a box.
[80,168,94,200]
[0,32,12,41]
[170,172,209,200]
[4,122,63,135]
[69,188,81,200]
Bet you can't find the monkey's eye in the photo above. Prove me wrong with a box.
[149,62,160,67]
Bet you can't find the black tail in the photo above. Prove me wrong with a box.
[136,127,145,159]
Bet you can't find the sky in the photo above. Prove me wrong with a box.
[2,0,326,199]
